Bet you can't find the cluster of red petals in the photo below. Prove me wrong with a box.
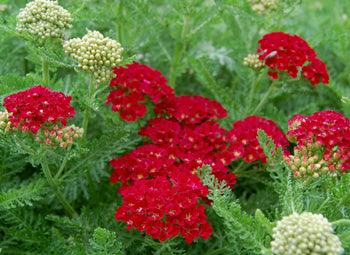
[3,85,75,133]
[257,32,329,86]
[106,62,174,122]
[228,116,289,163]
[155,96,227,125]
[115,170,213,243]
[287,110,350,170]
[139,117,236,187]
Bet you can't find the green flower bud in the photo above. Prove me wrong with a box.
[271,212,344,255]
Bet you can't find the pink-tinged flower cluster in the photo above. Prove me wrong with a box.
[155,96,227,125]
[257,32,329,86]
[106,62,174,122]
[3,85,75,133]
[228,116,289,163]
[115,170,212,244]
[287,110,350,171]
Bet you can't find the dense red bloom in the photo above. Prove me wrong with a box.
[155,96,227,125]
[3,85,75,133]
[110,144,175,186]
[288,110,350,170]
[115,170,213,243]
[301,58,329,85]
[257,32,329,86]
[106,62,174,122]
[228,116,289,163]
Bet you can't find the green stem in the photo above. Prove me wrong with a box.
[41,161,77,217]
[42,58,49,85]
[252,80,277,115]
[117,0,124,43]
[82,77,95,138]
[247,71,264,114]
[204,247,228,255]
[168,15,190,88]
[54,151,70,180]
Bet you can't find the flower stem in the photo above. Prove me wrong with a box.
[42,58,50,85]
[82,77,95,138]
[168,15,190,88]
[41,161,77,217]
[117,0,124,43]
[252,80,277,115]
[247,71,264,114]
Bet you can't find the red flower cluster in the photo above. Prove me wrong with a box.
[110,94,237,243]
[257,32,329,86]
[228,116,289,163]
[106,62,174,122]
[115,170,212,243]
[3,85,75,133]
[155,96,227,125]
[287,110,350,170]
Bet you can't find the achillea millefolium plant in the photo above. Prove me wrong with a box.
[0,0,350,254]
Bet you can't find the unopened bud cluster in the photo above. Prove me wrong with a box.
[36,125,83,148]
[16,0,72,40]
[0,111,12,132]
[271,212,344,255]
[248,0,278,15]
[243,53,264,70]
[284,143,341,178]
[63,31,123,84]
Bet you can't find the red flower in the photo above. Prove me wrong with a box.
[106,62,174,122]
[257,32,329,86]
[301,58,329,86]
[155,96,227,125]
[287,110,350,171]
[228,116,289,163]
[3,85,75,133]
[109,144,175,186]
[115,170,213,243]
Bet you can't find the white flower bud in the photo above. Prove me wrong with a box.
[248,0,278,15]
[271,212,344,255]
[16,0,72,40]
[0,111,12,133]
[243,53,264,70]
[63,30,123,84]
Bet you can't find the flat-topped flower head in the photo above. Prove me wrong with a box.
[284,142,342,178]
[0,110,12,132]
[16,0,72,40]
[248,0,278,15]
[36,124,83,148]
[228,116,289,163]
[64,30,123,84]
[155,96,227,125]
[257,32,329,86]
[287,110,350,171]
[271,212,344,255]
[106,62,174,122]
[115,170,212,243]
[243,53,264,70]
[3,85,75,133]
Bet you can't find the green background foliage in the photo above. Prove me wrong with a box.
[0,0,349,254]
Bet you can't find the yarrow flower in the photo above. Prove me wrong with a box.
[287,110,350,171]
[0,110,12,132]
[3,85,75,133]
[284,142,341,178]
[257,32,329,86]
[106,62,174,122]
[36,124,83,148]
[16,0,72,40]
[155,96,227,125]
[271,212,344,255]
[115,170,213,243]
[63,31,123,84]
[228,116,289,163]
[243,53,264,70]
[248,0,278,15]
